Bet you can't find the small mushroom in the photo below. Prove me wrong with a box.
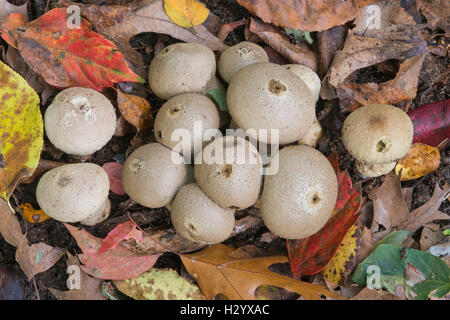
[44,87,116,156]
[194,136,263,209]
[148,43,216,100]
[170,183,235,244]
[122,143,188,208]
[283,64,321,102]
[227,62,315,145]
[36,163,110,226]
[218,41,269,83]
[342,104,413,178]
[284,64,323,147]
[154,93,220,160]
[260,145,338,239]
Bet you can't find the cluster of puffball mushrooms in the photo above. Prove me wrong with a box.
[36,41,414,244]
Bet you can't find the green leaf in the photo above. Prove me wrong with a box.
[376,230,412,246]
[113,268,204,300]
[444,229,450,236]
[207,88,228,112]
[0,60,43,200]
[284,28,314,45]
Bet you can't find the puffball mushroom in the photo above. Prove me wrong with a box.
[154,93,220,158]
[44,87,116,156]
[284,64,323,147]
[218,41,269,83]
[36,163,110,226]
[170,183,235,244]
[260,145,338,239]
[194,136,263,209]
[227,62,315,145]
[148,43,216,100]
[122,143,188,208]
[342,104,413,178]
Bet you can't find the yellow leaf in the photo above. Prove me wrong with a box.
[180,244,343,300]
[395,143,441,181]
[0,60,43,200]
[163,0,209,29]
[322,224,360,285]
[19,203,49,224]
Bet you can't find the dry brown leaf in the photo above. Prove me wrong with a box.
[399,183,450,232]
[179,244,343,300]
[249,18,317,72]
[21,159,64,184]
[416,0,450,31]
[49,252,106,300]
[394,143,441,181]
[321,1,427,103]
[16,243,64,281]
[59,0,227,70]
[351,287,404,300]
[217,19,246,42]
[237,0,378,32]
[420,227,446,251]
[358,225,374,262]
[317,26,346,78]
[336,53,426,111]
[368,172,410,242]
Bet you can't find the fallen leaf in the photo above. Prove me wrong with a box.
[0,264,24,300]
[249,18,317,72]
[237,0,378,32]
[416,0,450,31]
[368,172,410,242]
[64,224,160,280]
[0,0,28,24]
[163,0,209,29]
[0,13,26,48]
[287,153,362,278]
[408,99,450,147]
[0,60,43,201]
[19,203,50,224]
[102,162,126,195]
[322,224,361,285]
[179,244,342,300]
[98,221,143,254]
[217,19,246,42]
[399,183,450,232]
[317,25,346,78]
[207,88,227,112]
[114,268,204,300]
[420,227,446,251]
[2,8,144,91]
[395,143,441,181]
[336,53,426,111]
[15,243,64,281]
[351,287,404,300]
[49,252,106,300]
[116,90,153,146]
[59,0,227,69]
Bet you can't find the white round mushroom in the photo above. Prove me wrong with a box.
[36,163,111,225]
[44,87,117,156]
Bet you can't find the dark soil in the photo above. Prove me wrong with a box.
[0,0,448,300]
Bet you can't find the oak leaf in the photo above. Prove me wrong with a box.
[179,244,342,300]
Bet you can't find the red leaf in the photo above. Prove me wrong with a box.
[64,224,159,280]
[97,221,142,254]
[1,9,144,91]
[286,153,362,279]
[408,99,450,147]
[102,162,126,195]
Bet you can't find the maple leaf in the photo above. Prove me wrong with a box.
[179,244,343,300]
[287,153,362,279]
[1,8,144,91]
